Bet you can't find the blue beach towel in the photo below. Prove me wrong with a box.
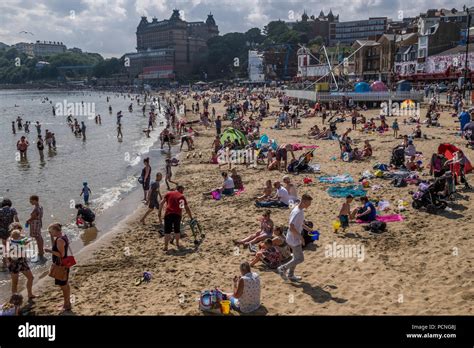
[319,174,354,184]
[327,185,367,198]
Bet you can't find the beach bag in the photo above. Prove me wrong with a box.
[199,289,223,313]
[62,243,76,268]
[48,263,68,281]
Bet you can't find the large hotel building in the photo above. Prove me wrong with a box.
[125,9,218,80]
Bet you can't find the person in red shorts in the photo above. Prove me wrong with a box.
[158,185,194,252]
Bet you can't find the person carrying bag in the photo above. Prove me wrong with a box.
[45,223,73,312]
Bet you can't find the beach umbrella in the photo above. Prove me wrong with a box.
[220,127,248,145]
[401,99,415,109]
[354,82,371,93]
[370,81,388,92]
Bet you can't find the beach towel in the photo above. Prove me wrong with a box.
[319,174,354,184]
[356,214,404,224]
[291,143,319,151]
[327,185,366,198]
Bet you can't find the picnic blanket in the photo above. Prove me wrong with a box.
[327,185,366,198]
[356,214,404,223]
[319,174,354,184]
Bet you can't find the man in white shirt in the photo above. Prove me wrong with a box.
[278,194,313,282]
[255,181,289,208]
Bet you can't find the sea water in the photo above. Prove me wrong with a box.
[0,89,169,298]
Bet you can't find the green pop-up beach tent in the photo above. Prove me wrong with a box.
[220,127,248,145]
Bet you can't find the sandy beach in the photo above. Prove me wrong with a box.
[27,94,473,316]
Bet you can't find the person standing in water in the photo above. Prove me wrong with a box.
[12,121,16,135]
[35,121,41,136]
[36,135,45,162]
[24,121,30,134]
[140,158,152,201]
[26,195,45,261]
[117,123,123,139]
[81,121,86,140]
[16,136,29,161]
[80,182,92,205]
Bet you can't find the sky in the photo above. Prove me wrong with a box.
[0,0,469,58]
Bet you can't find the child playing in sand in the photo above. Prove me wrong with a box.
[256,180,273,201]
[338,195,353,232]
[0,293,23,316]
[80,182,92,205]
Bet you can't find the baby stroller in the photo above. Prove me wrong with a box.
[288,149,315,173]
[464,130,474,149]
[390,146,406,168]
[412,181,448,213]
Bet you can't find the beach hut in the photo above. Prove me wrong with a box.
[220,127,248,146]
[401,99,415,109]
[354,82,371,93]
[370,81,388,92]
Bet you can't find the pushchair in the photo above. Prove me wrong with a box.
[288,149,315,173]
[412,181,448,213]
[390,146,406,168]
[464,130,474,149]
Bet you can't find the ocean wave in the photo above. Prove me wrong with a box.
[91,175,138,212]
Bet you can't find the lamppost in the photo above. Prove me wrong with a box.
[463,5,471,100]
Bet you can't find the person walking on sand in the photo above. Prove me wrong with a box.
[140,172,163,225]
[158,185,193,252]
[277,194,313,282]
[165,158,178,190]
[44,223,72,312]
[26,195,44,261]
[140,158,152,201]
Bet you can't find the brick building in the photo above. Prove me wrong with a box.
[126,10,218,80]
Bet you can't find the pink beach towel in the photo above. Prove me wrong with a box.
[291,143,319,151]
[356,214,404,224]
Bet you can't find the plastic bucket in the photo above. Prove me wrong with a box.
[220,300,231,315]
[308,231,320,241]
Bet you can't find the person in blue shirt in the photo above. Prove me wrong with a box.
[459,109,471,134]
[80,182,92,205]
[352,196,377,222]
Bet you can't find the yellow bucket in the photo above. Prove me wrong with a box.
[332,220,341,232]
[220,300,231,315]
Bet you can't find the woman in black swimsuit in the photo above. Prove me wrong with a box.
[45,223,72,312]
